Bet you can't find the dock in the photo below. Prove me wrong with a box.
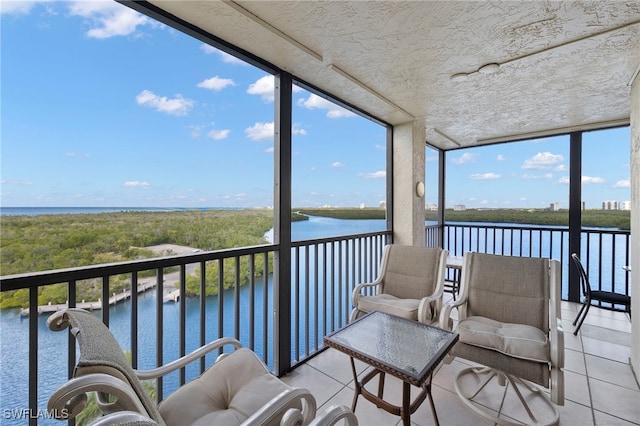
[20,282,157,316]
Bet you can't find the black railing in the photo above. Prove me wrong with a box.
[427,223,632,306]
[0,230,390,425]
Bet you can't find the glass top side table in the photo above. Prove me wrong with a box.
[324,311,458,426]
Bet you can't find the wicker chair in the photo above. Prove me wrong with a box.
[350,244,447,324]
[439,252,564,426]
[46,308,357,426]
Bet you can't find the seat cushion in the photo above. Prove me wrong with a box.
[158,348,294,426]
[457,316,549,363]
[357,294,420,320]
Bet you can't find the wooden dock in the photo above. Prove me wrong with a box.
[20,282,157,316]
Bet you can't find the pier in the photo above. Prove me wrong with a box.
[20,282,157,316]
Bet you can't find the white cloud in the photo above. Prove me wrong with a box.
[124,181,150,188]
[497,154,505,161]
[247,76,276,102]
[614,179,630,188]
[197,76,235,91]
[522,152,564,170]
[246,122,274,141]
[136,90,194,116]
[0,0,46,14]
[298,93,355,118]
[359,171,386,179]
[558,175,605,185]
[470,172,501,180]
[582,176,604,184]
[331,162,345,168]
[207,129,230,140]
[452,153,477,165]
[199,44,246,64]
[555,164,569,171]
[521,173,553,180]
[293,123,308,136]
[68,1,151,39]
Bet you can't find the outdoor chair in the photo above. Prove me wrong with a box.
[571,253,631,335]
[439,252,564,426]
[46,308,357,426]
[350,244,447,324]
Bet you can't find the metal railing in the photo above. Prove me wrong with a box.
[0,230,390,425]
[427,223,632,306]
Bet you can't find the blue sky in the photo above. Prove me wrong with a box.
[1,1,631,210]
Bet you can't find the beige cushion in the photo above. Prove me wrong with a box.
[457,316,549,363]
[357,294,422,321]
[159,348,295,426]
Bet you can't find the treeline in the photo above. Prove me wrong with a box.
[0,210,304,308]
[298,207,630,230]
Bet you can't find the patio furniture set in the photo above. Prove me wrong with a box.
[46,244,623,426]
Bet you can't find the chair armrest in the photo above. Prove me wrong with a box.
[308,405,358,426]
[135,337,243,380]
[418,293,441,324]
[242,388,317,426]
[48,373,147,420]
[351,280,382,307]
[438,296,467,330]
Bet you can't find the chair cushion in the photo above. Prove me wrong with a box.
[357,294,421,321]
[158,348,294,426]
[457,316,549,363]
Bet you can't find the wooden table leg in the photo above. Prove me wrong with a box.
[402,381,411,426]
[349,357,360,412]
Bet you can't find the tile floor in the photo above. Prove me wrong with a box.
[281,299,639,425]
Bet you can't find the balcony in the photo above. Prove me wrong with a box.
[0,223,636,425]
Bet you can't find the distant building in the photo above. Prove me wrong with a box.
[549,202,560,211]
[379,201,386,209]
[453,205,466,211]
[621,201,631,211]
[426,204,438,211]
[602,201,619,210]
[359,203,366,209]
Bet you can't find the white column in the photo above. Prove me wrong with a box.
[630,72,640,380]
[392,121,426,246]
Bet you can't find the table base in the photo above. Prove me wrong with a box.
[349,358,439,426]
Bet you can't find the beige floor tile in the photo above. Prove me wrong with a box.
[306,348,367,386]
[582,336,631,364]
[593,409,640,425]
[585,354,639,391]
[589,377,640,424]
[564,369,592,407]
[565,348,586,375]
[280,363,345,407]
[558,399,595,425]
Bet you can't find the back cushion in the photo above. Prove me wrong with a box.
[383,245,441,299]
[466,253,549,330]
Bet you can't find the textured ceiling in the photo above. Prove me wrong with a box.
[138,0,640,151]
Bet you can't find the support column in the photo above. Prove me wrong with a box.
[392,121,426,246]
[630,72,640,381]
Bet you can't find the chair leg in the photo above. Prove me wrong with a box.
[573,301,591,335]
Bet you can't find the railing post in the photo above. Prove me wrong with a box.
[274,71,293,376]
[568,132,582,302]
